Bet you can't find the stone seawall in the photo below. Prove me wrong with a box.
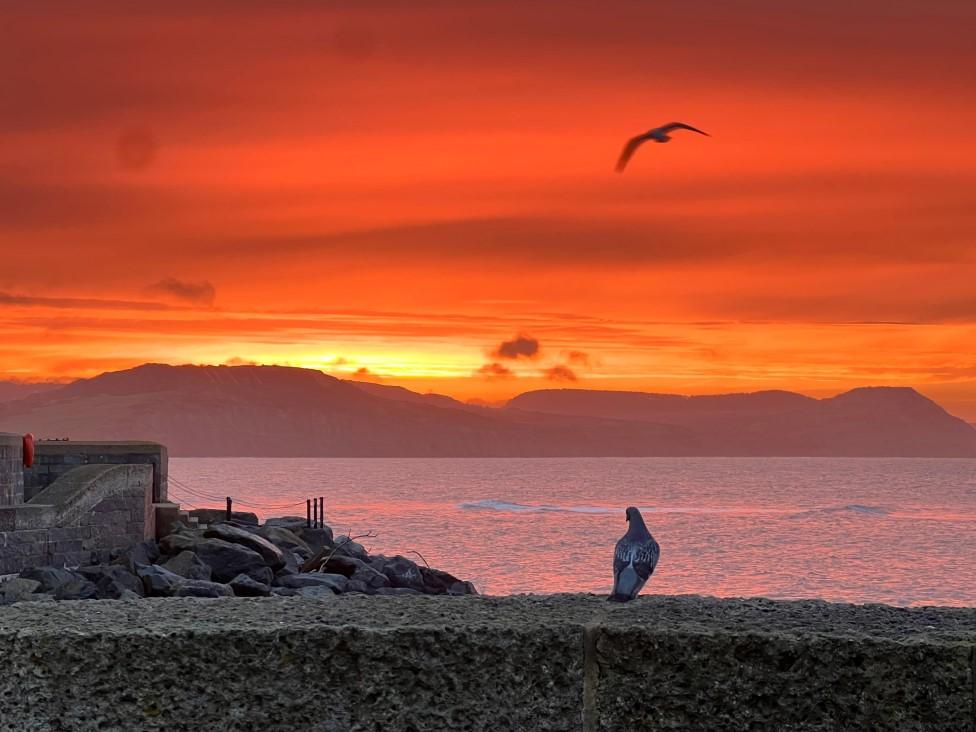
[23,441,167,503]
[0,464,153,574]
[1,594,974,731]
[0,433,24,507]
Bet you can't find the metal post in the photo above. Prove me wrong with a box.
[313,497,319,528]
[226,496,232,522]
[306,499,312,528]
[319,496,325,525]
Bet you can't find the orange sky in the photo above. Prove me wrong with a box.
[2,1,976,418]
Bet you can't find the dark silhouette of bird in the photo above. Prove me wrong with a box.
[608,506,660,602]
[615,122,710,172]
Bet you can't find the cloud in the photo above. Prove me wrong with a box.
[494,334,540,360]
[350,367,382,382]
[144,278,216,306]
[565,350,591,367]
[543,365,578,382]
[223,356,257,366]
[476,362,514,379]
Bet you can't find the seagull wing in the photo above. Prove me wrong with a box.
[615,133,653,173]
[659,122,710,137]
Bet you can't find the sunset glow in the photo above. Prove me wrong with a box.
[3,1,976,417]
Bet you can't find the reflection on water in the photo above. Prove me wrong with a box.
[170,457,976,607]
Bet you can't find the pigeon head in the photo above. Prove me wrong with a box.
[625,506,640,522]
[624,506,650,535]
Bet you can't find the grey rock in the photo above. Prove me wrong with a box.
[380,555,426,592]
[264,516,308,531]
[343,580,375,595]
[270,587,300,597]
[244,566,274,586]
[162,551,212,581]
[111,539,160,572]
[137,564,185,597]
[19,567,81,593]
[115,589,143,601]
[204,523,285,570]
[256,526,311,559]
[295,585,338,599]
[448,581,479,596]
[0,578,41,604]
[420,566,466,595]
[174,580,234,598]
[318,554,365,577]
[276,572,348,592]
[159,535,267,584]
[375,587,423,596]
[54,578,99,601]
[159,531,206,554]
[275,551,302,578]
[79,565,144,599]
[189,508,259,526]
[351,564,390,591]
[295,526,334,553]
[229,574,271,597]
[332,535,368,561]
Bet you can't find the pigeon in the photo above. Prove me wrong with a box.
[615,122,710,172]
[608,506,660,602]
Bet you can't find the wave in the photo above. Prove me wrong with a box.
[792,504,890,518]
[459,500,614,514]
[458,500,791,516]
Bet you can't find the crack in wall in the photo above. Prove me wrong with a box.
[582,623,600,732]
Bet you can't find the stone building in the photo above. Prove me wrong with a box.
[0,432,172,575]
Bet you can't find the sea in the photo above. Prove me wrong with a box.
[169,457,976,607]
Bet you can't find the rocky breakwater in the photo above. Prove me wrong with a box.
[0,516,477,604]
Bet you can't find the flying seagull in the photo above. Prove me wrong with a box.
[615,122,710,172]
[608,506,660,602]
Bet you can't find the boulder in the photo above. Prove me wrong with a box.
[317,555,364,578]
[332,535,368,561]
[160,535,267,584]
[78,565,145,599]
[137,564,185,597]
[351,564,390,591]
[256,526,311,559]
[111,539,160,572]
[271,587,300,597]
[275,551,302,577]
[174,580,234,598]
[116,589,143,601]
[159,531,206,555]
[420,566,466,595]
[229,574,271,597]
[54,578,99,601]
[0,578,41,605]
[245,566,275,586]
[448,581,478,596]
[295,526,334,553]
[189,508,259,526]
[264,516,308,531]
[204,523,285,570]
[343,579,374,595]
[162,551,212,581]
[295,586,338,599]
[19,567,81,594]
[379,555,426,592]
[276,572,348,592]
[375,587,422,596]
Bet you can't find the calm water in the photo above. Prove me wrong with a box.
[169,457,976,606]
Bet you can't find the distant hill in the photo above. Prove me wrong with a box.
[0,381,61,403]
[507,387,976,457]
[1,364,974,457]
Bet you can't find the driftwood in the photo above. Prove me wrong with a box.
[301,531,378,573]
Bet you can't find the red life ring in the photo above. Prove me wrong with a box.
[22,433,35,468]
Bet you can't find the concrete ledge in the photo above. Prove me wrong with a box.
[1,595,974,731]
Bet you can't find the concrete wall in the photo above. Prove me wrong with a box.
[23,441,167,503]
[0,433,23,507]
[0,464,153,574]
[0,594,973,731]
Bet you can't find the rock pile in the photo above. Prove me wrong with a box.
[0,516,477,604]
